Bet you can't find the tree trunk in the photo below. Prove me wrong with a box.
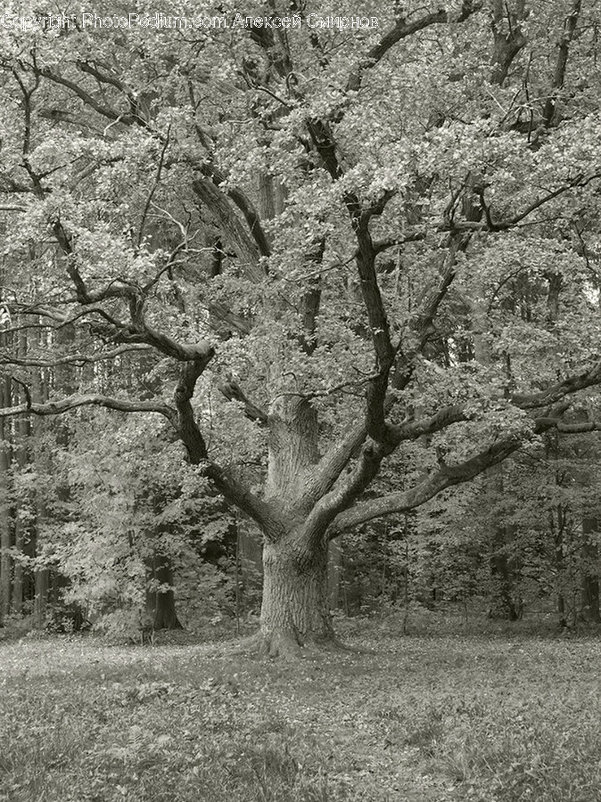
[327,539,343,610]
[557,593,567,628]
[145,554,183,630]
[32,334,49,629]
[259,538,336,657]
[33,569,49,629]
[485,466,521,621]
[0,371,11,621]
[12,419,29,616]
[581,574,600,623]
[581,517,600,623]
[488,539,521,620]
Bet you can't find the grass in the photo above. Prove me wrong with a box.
[0,614,600,801]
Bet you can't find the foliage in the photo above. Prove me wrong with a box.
[32,411,237,633]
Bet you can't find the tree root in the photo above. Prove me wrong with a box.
[226,628,361,661]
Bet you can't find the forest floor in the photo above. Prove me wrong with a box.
[0,613,600,802]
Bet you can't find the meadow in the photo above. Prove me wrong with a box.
[1,616,600,801]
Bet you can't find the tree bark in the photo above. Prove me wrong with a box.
[32,328,49,629]
[12,332,32,615]
[581,517,600,623]
[327,539,343,610]
[145,554,183,630]
[259,536,335,657]
[488,542,521,621]
[490,0,527,86]
[33,570,49,628]
[581,571,600,623]
[0,371,11,621]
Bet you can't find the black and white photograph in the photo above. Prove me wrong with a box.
[0,2,599,799]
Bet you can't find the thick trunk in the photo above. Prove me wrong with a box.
[257,392,338,657]
[266,397,319,504]
[259,538,335,657]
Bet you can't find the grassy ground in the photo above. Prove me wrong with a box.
[1,616,600,802]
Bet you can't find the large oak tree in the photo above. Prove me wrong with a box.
[1,0,601,654]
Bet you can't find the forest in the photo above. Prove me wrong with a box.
[1,1,601,799]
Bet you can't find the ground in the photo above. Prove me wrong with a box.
[0,614,600,801]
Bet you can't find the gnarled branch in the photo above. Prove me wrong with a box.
[330,435,520,534]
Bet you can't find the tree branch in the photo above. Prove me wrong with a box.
[541,0,581,129]
[174,358,274,531]
[375,172,601,253]
[512,361,601,408]
[32,63,268,287]
[218,379,268,424]
[328,401,598,534]
[393,405,467,440]
[490,0,528,86]
[191,178,265,282]
[49,216,215,363]
[330,435,521,534]
[37,67,138,125]
[0,393,175,422]
[195,162,271,263]
[304,421,368,504]
[346,1,484,93]
[535,418,601,434]
[0,344,151,368]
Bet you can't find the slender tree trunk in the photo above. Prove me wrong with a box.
[259,536,335,657]
[0,368,11,622]
[12,346,31,615]
[488,520,521,620]
[145,554,183,630]
[488,540,520,620]
[554,503,569,626]
[32,329,49,628]
[49,323,77,608]
[327,539,343,610]
[582,572,600,623]
[33,571,49,628]
[581,517,600,623]
[557,593,566,626]
[472,299,520,621]
[485,464,521,620]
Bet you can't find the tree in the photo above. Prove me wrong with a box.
[1,1,601,655]
[53,410,236,633]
